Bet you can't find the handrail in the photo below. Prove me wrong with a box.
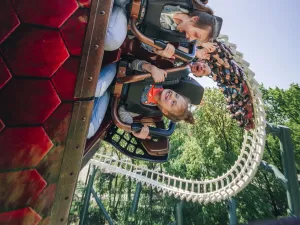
[130,17,196,62]
[116,65,190,84]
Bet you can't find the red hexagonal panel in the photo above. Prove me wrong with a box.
[32,184,57,217]
[0,0,20,44]
[0,127,53,170]
[0,56,12,89]
[0,170,46,210]
[78,0,91,8]
[0,119,4,133]
[13,0,78,28]
[0,79,61,125]
[61,9,89,56]
[37,145,65,184]
[44,103,72,143]
[0,208,41,225]
[1,26,69,78]
[52,58,80,100]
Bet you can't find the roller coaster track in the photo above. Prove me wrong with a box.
[88,35,266,204]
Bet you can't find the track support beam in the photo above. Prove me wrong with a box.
[266,124,300,216]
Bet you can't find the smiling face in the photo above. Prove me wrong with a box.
[155,89,187,117]
[191,61,211,77]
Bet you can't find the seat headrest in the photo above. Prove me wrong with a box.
[214,16,223,39]
[166,76,204,105]
[140,0,223,42]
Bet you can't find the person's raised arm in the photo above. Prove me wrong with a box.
[130,59,167,83]
[178,46,210,60]
[132,125,150,139]
[152,43,176,59]
[118,106,150,139]
[198,42,217,53]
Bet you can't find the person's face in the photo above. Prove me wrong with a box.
[177,16,211,42]
[191,61,211,77]
[157,89,186,116]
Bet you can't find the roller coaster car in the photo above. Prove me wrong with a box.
[82,0,222,165]
[0,0,219,223]
[83,61,204,166]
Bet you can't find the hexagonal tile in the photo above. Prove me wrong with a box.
[37,145,65,184]
[1,26,69,78]
[0,119,4,133]
[0,79,61,125]
[78,0,91,8]
[0,0,20,44]
[13,0,78,28]
[0,127,53,170]
[32,184,57,217]
[0,208,41,225]
[61,9,89,56]
[0,170,46,211]
[52,58,80,100]
[44,103,73,143]
[0,56,12,89]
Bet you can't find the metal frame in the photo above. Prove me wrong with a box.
[79,165,115,225]
[228,123,300,224]
[75,0,114,98]
[266,124,300,216]
[51,0,113,223]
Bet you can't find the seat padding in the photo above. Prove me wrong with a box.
[138,0,223,42]
[165,76,204,105]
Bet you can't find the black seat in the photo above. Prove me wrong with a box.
[165,76,204,105]
[133,0,223,43]
[120,62,204,116]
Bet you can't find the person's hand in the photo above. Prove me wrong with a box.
[153,43,175,59]
[132,125,150,139]
[196,49,210,60]
[150,65,167,83]
[201,42,217,53]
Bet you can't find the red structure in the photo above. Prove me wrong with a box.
[0,0,112,224]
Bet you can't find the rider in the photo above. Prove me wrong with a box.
[121,37,212,76]
[87,60,195,139]
[104,0,220,51]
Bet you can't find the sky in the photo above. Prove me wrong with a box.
[198,0,300,89]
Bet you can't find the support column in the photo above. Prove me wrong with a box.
[176,201,184,225]
[91,188,114,225]
[278,126,300,216]
[79,166,97,225]
[228,198,238,225]
[266,123,300,216]
[131,182,142,214]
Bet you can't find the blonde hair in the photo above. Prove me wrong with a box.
[158,95,195,124]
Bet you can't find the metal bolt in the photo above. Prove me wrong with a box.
[100,11,105,15]
[94,44,99,49]
[82,117,86,121]
[88,76,93,81]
